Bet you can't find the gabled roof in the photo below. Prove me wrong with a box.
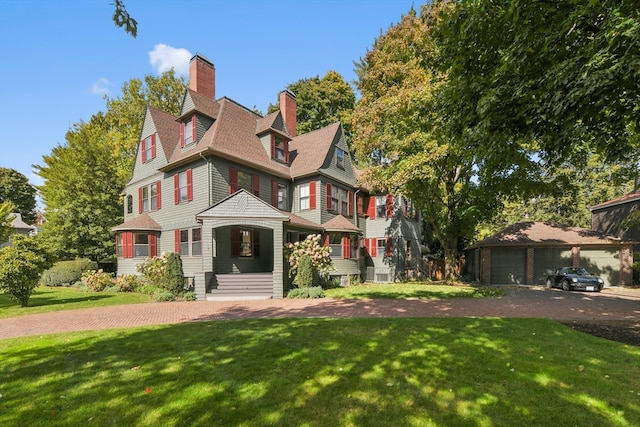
[322,214,362,233]
[147,106,180,162]
[164,97,291,178]
[468,221,621,249]
[289,122,341,177]
[255,111,289,138]
[181,88,220,120]
[590,190,640,211]
[196,189,289,221]
[285,212,324,231]
[112,213,162,231]
[9,213,34,231]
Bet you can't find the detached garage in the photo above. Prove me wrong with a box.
[464,222,635,287]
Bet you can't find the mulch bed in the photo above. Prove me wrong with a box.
[560,320,640,347]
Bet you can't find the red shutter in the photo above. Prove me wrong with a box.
[141,139,146,163]
[192,117,197,143]
[138,187,143,213]
[252,174,260,197]
[271,180,278,207]
[284,140,289,164]
[357,195,364,216]
[151,134,156,159]
[342,235,349,259]
[386,237,393,257]
[174,174,179,204]
[174,229,180,253]
[348,191,353,216]
[253,229,260,257]
[367,196,376,218]
[231,227,239,256]
[186,169,193,201]
[124,232,133,258]
[386,194,393,218]
[270,134,275,159]
[371,238,377,257]
[149,234,157,257]
[326,183,332,211]
[323,234,329,247]
[180,122,185,148]
[310,181,316,210]
[156,180,162,209]
[229,167,238,194]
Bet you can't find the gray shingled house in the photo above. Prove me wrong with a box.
[463,221,636,287]
[113,54,423,300]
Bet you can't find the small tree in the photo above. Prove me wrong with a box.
[0,234,55,307]
[294,255,314,288]
[163,252,184,295]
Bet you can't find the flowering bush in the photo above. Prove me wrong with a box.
[136,252,184,295]
[285,234,334,279]
[81,269,114,292]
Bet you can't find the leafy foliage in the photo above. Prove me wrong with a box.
[0,201,16,243]
[433,0,640,166]
[268,71,356,145]
[136,252,185,296]
[0,167,37,224]
[112,0,137,38]
[285,234,334,278]
[81,269,114,292]
[40,258,99,287]
[0,234,55,306]
[287,286,325,299]
[293,255,314,288]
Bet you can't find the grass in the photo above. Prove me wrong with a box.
[324,281,505,299]
[0,286,152,319]
[1,317,638,426]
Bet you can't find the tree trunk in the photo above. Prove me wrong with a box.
[442,236,459,281]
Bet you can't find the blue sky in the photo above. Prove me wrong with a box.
[0,0,417,187]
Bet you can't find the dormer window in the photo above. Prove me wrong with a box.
[271,134,289,164]
[141,134,156,162]
[181,115,196,147]
[337,148,345,169]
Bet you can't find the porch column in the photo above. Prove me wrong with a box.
[272,221,284,298]
[202,221,214,272]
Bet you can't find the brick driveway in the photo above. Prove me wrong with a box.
[1,286,639,340]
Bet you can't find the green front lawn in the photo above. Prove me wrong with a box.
[0,286,152,319]
[1,318,638,426]
[324,282,505,299]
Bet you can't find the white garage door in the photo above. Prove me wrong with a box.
[491,248,526,284]
[579,248,619,287]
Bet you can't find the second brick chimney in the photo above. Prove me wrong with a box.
[189,53,215,99]
[280,90,297,137]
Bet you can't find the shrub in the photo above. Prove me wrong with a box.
[81,269,114,292]
[114,274,141,292]
[153,289,175,302]
[0,235,55,307]
[294,255,314,288]
[41,258,98,287]
[163,252,185,295]
[285,234,334,278]
[287,286,325,299]
[181,291,197,301]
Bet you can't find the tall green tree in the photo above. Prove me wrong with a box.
[353,6,545,279]
[268,71,356,145]
[0,167,37,224]
[35,71,185,263]
[433,0,640,167]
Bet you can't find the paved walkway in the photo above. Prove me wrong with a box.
[1,287,639,340]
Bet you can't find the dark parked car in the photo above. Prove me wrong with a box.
[546,267,604,292]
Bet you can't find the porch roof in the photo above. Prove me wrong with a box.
[112,213,161,232]
[322,214,362,233]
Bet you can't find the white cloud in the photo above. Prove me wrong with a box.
[149,44,192,77]
[90,77,112,96]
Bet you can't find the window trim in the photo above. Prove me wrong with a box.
[138,181,162,213]
[336,148,345,169]
[117,231,157,259]
[174,227,202,257]
[174,169,193,204]
[181,115,197,147]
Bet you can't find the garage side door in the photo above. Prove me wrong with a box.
[491,248,526,284]
[580,248,619,287]
[533,248,572,285]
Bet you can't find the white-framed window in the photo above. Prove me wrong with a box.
[127,195,133,214]
[339,188,349,216]
[141,182,160,212]
[177,227,202,257]
[328,233,342,258]
[278,183,288,210]
[337,148,345,169]
[300,184,310,210]
[192,228,202,256]
[143,135,154,161]
[273,136,287,162]
[178,171,188,202]
[134,233,150,257]
[376,196,386,218]
[377,238,387,255]
[184,116,194,145]
[238,170,253,192]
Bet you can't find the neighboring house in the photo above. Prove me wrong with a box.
[1,213,37,248]
[113,54,422,300]
[590,190,640,244]
[463,221,635,287]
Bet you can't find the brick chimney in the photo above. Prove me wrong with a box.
[279,90,297,137]
[188,53,215,99]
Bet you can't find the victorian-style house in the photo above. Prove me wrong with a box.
[113,54,422,299]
